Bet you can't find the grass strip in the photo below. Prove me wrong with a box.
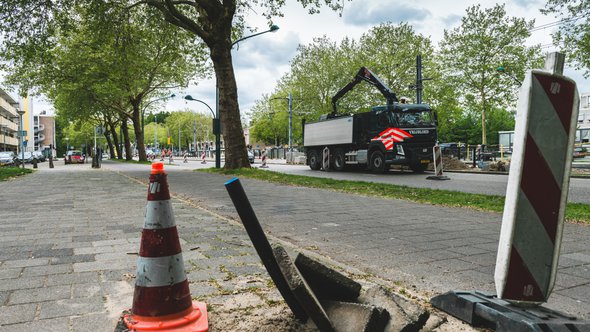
[200,167,590,225]
[0,166,33,181]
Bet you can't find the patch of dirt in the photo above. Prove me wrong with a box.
[208,304,317,332]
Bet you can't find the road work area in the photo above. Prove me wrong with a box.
[1,161,589,331]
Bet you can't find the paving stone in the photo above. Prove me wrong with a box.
[45,271,100,287]
[273,245,335,332]
[358,286,429,332]
[295,253,361,302]
[71,312,115,332]
[9,285,72,305]
[324,301,390,332]
[0,291,8,306]
[0,267,22,280]
[21,263,72,277]
[50,254,96,265]
[1,257,50,268]
[31,248,74,258]
[38,297,105,320]
[0,276,46,292]
[0,317,70,332]
[0,303,37,325]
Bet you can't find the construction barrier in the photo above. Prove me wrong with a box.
[322,147,329,171]
[259,149,269,168]
[123,162,208,331]
[426,144,449,180]
[495,61,579,305]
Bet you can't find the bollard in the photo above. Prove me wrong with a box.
[322,147,329,171]
[49,155,54,168]
[259,150,269,168]
[427,145,449,180]
[32,158,38,169]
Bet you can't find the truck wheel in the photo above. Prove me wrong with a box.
[369,150,386,173]
[308,150,321,170]
[332,148,345,171]
[410,162,428,173]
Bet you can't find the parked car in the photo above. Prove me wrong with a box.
[65,150,85,164]
[32,151,46,162]
[102,152,109,159]
[15,151,34,164]
[0,151,16,166]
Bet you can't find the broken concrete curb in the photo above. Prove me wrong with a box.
[358,286,429,332]
[324,301,390,332]
[295,253,362,302]
[273,245,335,332]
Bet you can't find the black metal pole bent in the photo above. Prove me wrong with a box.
[224,178,307,320]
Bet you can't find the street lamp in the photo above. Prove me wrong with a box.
[65,137,70,152]
[184,95,220,168]
[270,93,293,156]
[16,108,25,169]
[231,25,279,48]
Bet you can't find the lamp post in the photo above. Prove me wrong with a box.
[270,93,293,155]
[65,137,70,153]
[184,95,219,168]
[16,108,25,169]
[142,94,176,149]
[231,25,279,48]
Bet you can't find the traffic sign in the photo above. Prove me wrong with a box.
[495,69,579,305]
[95,125,105,135]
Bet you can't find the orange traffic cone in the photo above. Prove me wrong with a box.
[123,162,208,331]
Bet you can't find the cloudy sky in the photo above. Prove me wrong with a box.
[33,0,589,119]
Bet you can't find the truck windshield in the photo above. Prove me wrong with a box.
[396,110,433,127]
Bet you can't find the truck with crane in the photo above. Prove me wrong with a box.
[303,67,438,173]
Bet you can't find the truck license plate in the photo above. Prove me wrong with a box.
[420,160,430,164]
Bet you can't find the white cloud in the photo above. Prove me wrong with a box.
[343,1,432,26]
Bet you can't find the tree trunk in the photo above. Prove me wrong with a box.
[210,44,250,169]
[131,102,147,162]
[122,120,132,161]
[107,121,121,160]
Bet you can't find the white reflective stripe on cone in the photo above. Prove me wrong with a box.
[136,253,187,287]
[144,200,176,229]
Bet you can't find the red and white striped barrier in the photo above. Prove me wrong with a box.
[427,144,449,180]
[495,66,579,305]
[322,147,330,171]
[201,150,206,164]
[259,149,269,168]
[123,162,208,331]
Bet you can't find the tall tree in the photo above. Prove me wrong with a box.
[439,4,543,144]
[542,0,590,77]
[0,2,208,161]
[140,1,346,168]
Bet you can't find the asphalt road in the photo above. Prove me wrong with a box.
[258,163,590,204]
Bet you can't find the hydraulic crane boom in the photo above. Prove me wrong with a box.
[331,67,398,117]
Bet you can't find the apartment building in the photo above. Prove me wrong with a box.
[0,88,20,152]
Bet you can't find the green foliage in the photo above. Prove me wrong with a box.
[439,4,543,144]
[0,167,33,181]
[542,0,590,77]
